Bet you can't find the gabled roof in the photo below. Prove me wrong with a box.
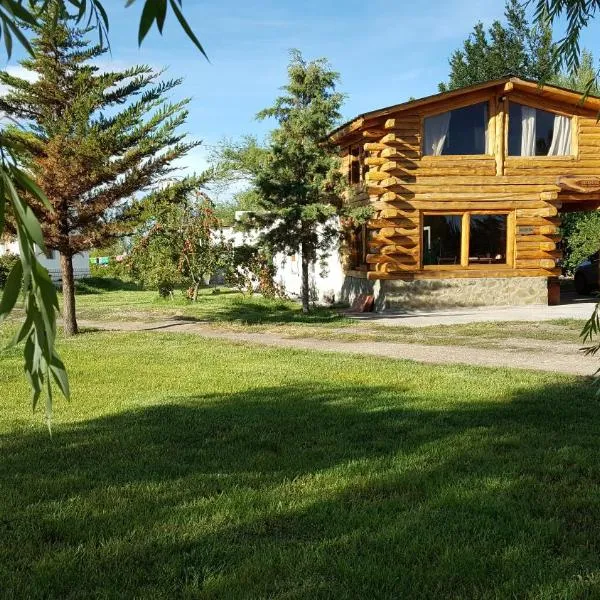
[330,76,600,143]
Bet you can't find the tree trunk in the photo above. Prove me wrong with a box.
[301,241,310,314]
[60,252,78,336]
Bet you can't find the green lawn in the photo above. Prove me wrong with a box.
[1,326,600,598]
[66,280,588,350]
[72,279,351,327]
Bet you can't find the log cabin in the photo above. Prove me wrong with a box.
[331,76,600,310]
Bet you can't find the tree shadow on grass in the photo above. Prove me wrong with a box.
[75,277,140,294]
[204,297,348,325]
[2,381,600,598]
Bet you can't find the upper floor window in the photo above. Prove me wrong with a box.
[348,145,369,184]
[423,102,488,156]
[508,103,571,156]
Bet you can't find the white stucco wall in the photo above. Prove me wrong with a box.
[221,214,346,305]
[0,241,90,283]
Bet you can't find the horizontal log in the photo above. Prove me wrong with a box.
[516,207,559,218]
[381,133,421,146]
[362,130,386,138]
[380,245,420,256]
[516,241,557,251]
[364,142,387,152]
[380,147,421,160]
[368,237,418,250]
[378,177,559,192]
[384,128,420,138]
[375,208,419,218]
[384,118,421,129]
[516,250,562,259]
[368,218,418,228]
[367,254,417,265]
[364,157,387,166]
[506,167,600,176]
[367,267,562,280]
[516,217,560,233]
[394,192,547,201]
[515,234,561,242]
[505,158,578,167]
[379,201,549,212]
[365,171,388,182]
[378,226,418,236]
[515,259,557,269]
[540,191,559,201]
[386,168,496,178]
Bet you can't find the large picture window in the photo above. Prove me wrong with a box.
[469,214,507,265]
[422,215,462,265]
[423,102,488,156]
[423,212,509,268]
[508,103,571,156]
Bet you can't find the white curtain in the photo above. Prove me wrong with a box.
[521,106,537,156]
[548,114,572,156]
[424,112,451,156]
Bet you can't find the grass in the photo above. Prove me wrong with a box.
[66,280,588,349]
[72,283,351,327]
[2,326,600,598]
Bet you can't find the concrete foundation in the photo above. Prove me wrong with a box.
[340,275,549,312]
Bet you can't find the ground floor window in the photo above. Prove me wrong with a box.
[422,215,462,265]
[422,212,509,268]
[469,214,507,264]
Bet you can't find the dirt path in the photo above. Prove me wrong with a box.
[79,319,598,377]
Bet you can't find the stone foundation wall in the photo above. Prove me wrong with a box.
[340,275,549,311]
[339,276,386,311]
[382,277,549,311]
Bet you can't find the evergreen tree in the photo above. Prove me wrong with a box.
[251,50,346,313]
[0,5,199,335]
[439,0,557,91]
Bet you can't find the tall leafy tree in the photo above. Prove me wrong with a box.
[552,49,600,93]
[128,188,230,301]
[250,50,346,313]
[209,136,269,226]
[0,6,199,336]
[439,0,556,91]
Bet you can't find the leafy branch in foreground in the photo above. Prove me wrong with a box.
[533,0,600,74]
[580,303,600,390]
[0,0,204,59]
[0,0,206,421]
[0,156,69,425]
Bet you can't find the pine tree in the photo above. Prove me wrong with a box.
[251,50,346,313]
[0,4,199,336]
[439,0,557,91]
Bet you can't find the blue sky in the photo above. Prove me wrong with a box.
[5,0,600,181]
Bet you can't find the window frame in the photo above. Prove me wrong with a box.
[421,210,514,270]
[348,144,369,184]
[420,98,494,158]
[505,99,577,159]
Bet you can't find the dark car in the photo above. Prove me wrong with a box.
[574,252,599,295]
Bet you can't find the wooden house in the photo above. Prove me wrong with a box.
[331,76,600,309]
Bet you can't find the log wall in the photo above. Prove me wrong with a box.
[339,82,600,281]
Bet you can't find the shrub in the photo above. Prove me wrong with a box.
[227,245,287,299]
[0,253,19,289]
